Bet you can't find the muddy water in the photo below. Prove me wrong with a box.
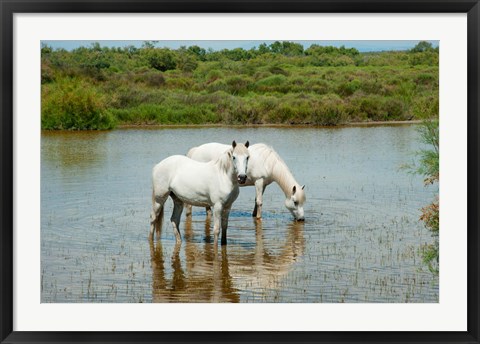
[41,125,438,303]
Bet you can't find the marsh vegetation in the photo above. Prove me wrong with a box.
[41,41,438,130]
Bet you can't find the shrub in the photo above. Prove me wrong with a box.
[337,79,361,96]
[206,69,224,83]
[222,100,262,124]
[268,65,289,76]
[41,61,55,84]
[306,78,330,95]
[382,98,406,119]
[255,75,289,93]
[411,94,439,119]
[224,75,252,95]
[407,120,439,274]
[206,79,228,93]
[166,77,194,90]
[415,73,436,85]
[311,94,346,125]
[143,48,177,71]
[350,95,386,121]
[41,43,438,129]
[176,53,198,72]
[42,77,116,130]
[144,71,166,87]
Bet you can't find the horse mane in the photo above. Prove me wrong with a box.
[214,148,233,174]
[253,144,299,197]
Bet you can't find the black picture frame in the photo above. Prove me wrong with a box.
[1,1,479,343]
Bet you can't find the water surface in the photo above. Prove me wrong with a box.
[41,125,438,303]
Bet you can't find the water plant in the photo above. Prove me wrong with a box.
[406,120,439,274]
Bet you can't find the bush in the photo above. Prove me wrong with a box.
[224,75,252,95]
[268,65,289,76]
[415,73,436,85]
[382,98,406,119]
[42,77,116,130]
[337,79,361,96]
[143,48,177,71]
[166,77,194,90]
[41,43,438,129]
[206,69,224,83]
[255,75,289,93]
[111,102,220,125]
[312,94,346,125]
[176,53,198,72]
[404,120,439,274]
[411,94,438,119]
[41,61,55,84]
[144,71,166,87]
[350,95,385,121]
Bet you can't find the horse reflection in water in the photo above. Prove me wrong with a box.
[149,218,305,302]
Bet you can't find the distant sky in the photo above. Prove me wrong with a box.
[42,40,439,53]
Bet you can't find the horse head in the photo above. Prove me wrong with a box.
[285,185,306,221]
[231,140,250,184]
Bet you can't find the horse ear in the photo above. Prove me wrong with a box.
[232,140,237,148]
[245,141,249,148]
[227,151,231,158]
[302,185,305,190]
[292,185,296,195]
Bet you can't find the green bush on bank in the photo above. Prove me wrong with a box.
[41,41,439,129]
[42,77,116,130]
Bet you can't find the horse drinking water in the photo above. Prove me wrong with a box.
[186,142,306,221]
[150,141,249,245]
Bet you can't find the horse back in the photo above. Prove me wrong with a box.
[188,142,230,162]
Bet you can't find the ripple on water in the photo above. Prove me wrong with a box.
[41,126,438,303]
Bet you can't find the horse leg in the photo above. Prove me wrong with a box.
[185,204,211,218]
[221,206,231,246]
[150,191,167,241]
[170,193,184,244]
[185,204,192,217]
[252,180,266,219]
[212,204,223,246]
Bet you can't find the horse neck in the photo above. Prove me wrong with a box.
[271,158,298,197]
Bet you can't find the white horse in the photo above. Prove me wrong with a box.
[150,141,249,245]
[186,142,306,221]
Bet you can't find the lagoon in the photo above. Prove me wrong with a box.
[41,125,438,303]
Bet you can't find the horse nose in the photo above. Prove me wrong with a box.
[295,216,305,222]
[238,174,247,184]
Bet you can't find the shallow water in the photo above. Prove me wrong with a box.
[41,125,438,303]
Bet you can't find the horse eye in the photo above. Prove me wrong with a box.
[294,201,299,206]
[233,156,236,160]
